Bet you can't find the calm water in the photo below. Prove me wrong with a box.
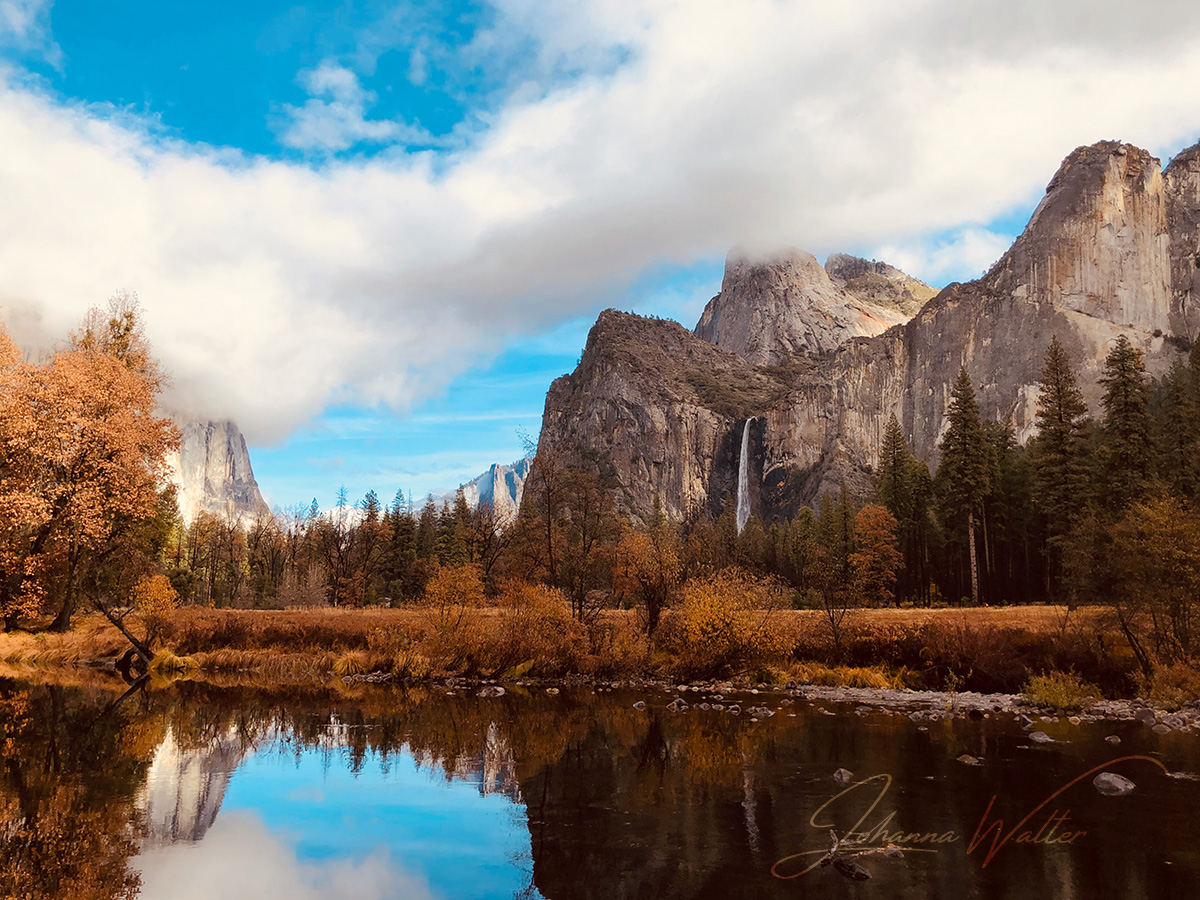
[2,677,1199,899]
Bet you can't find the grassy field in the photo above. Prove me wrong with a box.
[0,602,1131,695]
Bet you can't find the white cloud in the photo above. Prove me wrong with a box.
[873,227,1017,287]
[277,60,438,153]
[136,812,440,900]
[0,0,58,64]
[4,0,1200,442]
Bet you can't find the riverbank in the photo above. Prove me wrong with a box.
[0,603,1153,703]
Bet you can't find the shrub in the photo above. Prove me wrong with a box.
[662,570,791,678]
[1023,671,1100,710]
[791,662,900,689]
[494,581,586,676]
[417,564,486,671]
[1138,662,1200,710]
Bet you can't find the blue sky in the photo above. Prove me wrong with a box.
[5,1,1200,510]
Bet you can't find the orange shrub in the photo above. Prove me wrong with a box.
[661,570,792,678]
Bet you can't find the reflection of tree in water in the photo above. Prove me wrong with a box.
[0,678,157,900]
[6,679,1196,900]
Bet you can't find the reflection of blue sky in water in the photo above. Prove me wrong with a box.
[136,743,541,900]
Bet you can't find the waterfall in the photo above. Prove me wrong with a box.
[736,417,753,534]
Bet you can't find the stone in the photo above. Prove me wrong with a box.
[545,687,560,695]
[632,700,646,710]
[833,768,854,785]
[1152,723,1172,734]
[667,698,688,712]
[477,686,505,698]
[1093,772,1136,796]
[957,754,983,766]
[1105,735,1121,744]
[1029,731,1054,744]
[1136,708,1157,724]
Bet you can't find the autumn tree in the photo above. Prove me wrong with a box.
[0,299,178,631]
[850,504,901,607]
[814,491,857,653]
[1107,494,1200,672]
[936,369,992,604]
[613,515,681,636]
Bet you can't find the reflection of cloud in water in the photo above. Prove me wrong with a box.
[136,811,440,900]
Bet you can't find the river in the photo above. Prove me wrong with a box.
[1,676,1197,899]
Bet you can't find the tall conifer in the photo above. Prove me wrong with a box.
[1032,336,1089,589]
[937,368,991,604]
[1098,335,1151,511]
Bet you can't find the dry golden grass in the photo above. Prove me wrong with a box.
[0,603,1129,693]
[790,605,1099,632]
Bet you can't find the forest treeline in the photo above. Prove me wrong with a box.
[3,301,1200,679]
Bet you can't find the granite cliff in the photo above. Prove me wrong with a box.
[693,247,933,363]
[455,458,533,526]
[536,139,1200,522]
[164,419,270,523]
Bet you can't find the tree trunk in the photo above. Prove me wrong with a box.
[968,509,980,605]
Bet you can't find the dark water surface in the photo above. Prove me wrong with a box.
[2,677,1199,899]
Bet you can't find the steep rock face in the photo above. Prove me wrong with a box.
[539,139,1198,521]
[761,141,1190,504]
[165,420,270,523]
[693,247,930,364]
[1164,142,1200,341]
[458,458,533,526]
[539,311,780,521]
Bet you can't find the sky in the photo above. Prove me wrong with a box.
[3,1,1200,510]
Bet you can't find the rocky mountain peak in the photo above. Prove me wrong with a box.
[693,246,930,365]
[825,253,937,315]
[164,419,269,524]
[980,140,1173,335]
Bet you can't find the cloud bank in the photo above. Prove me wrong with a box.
[3,0,1200,441]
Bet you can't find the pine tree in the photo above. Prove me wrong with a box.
[874,415,933,603]
[1098,335,1151,511]
[876,415,911,516]
[937,368,992,604]
[1154,359,1200,502]
[1031,336,1089,590]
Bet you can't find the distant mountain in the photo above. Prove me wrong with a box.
[430,458,533,525]
[164,419,270,523]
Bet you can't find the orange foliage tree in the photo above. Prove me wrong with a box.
[850,504,902,607]
[0,298,179,631]
[613,518,682,636]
